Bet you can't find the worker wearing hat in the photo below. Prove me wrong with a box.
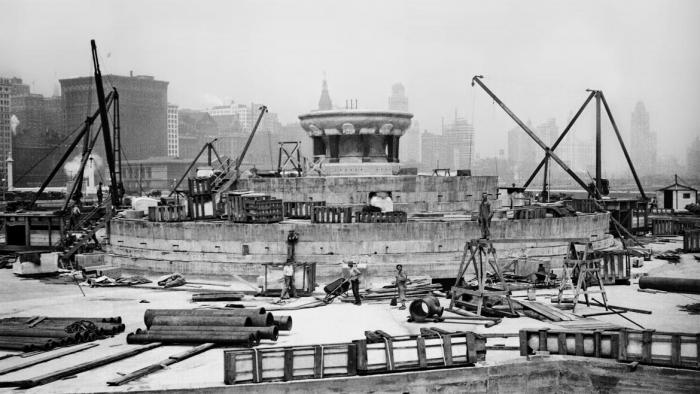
[347,260,362,305]
[395,264,408,310]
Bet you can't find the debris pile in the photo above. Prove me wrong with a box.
[127,308,291,346]
[0,316,125,352]
[340,277,442,303]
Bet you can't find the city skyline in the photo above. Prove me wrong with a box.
[1,0,698,161]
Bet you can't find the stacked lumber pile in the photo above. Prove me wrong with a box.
[513,299,579,322]
[340,277,442,303]
[127,308,292,346]
[0,316,125,352]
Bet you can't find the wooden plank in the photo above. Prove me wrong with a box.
[538,329,549,352]
[383,339,395,371]
[252,349,262,383]
[283,348,294,381]
[671,334,681,367]
[619,329,628,361]
[0,343,162,389]
[0,343,98,376]
[696,333,700,368]
[610,332,620,360]
[107,343,215,386]
[416,337,427,368]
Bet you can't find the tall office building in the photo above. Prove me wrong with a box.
[420,130,449,172]
[0,78,11,185]
[444,116,474,170]
[388,83,420,164]
[629,101,657,177]
[60,73,169,162]
[167,104,179,157]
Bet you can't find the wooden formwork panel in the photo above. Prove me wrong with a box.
[312,206,353,223]
[283,201,326,219]
[598,251,631,285]
[355,211,407,223]
[684,229,700,252]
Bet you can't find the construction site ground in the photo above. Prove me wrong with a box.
[0,236,698,393]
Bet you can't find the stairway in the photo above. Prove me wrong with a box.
[60,200,111,264]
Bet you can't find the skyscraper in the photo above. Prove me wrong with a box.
[630,101,657,177]
[507,122,538,181]
[0,78,11,185]
[60,73,169,161]
[444,116,474,170]
[389,83,420,164]
[318,78,332,110]
[167,104,179,157]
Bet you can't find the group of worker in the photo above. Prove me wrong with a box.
[279,259,409,309]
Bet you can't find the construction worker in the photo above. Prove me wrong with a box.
[477,192,493,239]
[69,200,82,229]
[395,264,408,310]
[347,261,362,305]
[96,182,103,205]
[280,259,296,300]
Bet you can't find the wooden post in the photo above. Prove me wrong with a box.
[575,332,584,356]
[610,332,620,360]
[253,349,263,383]
[313,346,323,378]
[466,333,477,363]
[223,351,236,385]
[416,337,427,368]
[538,329,549,352]
[283,348,294,381]
[346,344,357,376]
[619,329,628,361]
[670,334,681,367]
[519,330,529,356]
[593,330,602,358]
[558,332,567,355]
[354,340,367,374]
[442,334,453,366]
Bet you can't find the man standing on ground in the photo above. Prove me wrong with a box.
[280,259,296,300]
[347,261,362,305]
[395,264,408,310]
[477,192,493,239]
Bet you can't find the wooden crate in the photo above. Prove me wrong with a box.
[311,206,353,223]
[619,329,700,369]
[355,331,483,375]
[598,250,631,285]
[684,229,700,253]
[519,328,620,359]
[355,211,407,223]
[283,201,326,219]
[226,192,281,223]
[148,206,186,222]
[224,343,357,384]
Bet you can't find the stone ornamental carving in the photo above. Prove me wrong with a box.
[298,109,413,175]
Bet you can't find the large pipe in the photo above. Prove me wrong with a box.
[0,341,34,352]
[149,325,279,340]
[273,315,293,331]
[0,328,79,340]
[639,277,700,294]
[144,308,265,327]
[148,315,252,329]
[3,316,122,324]
[409,295,444,322]
[127,331,256,347]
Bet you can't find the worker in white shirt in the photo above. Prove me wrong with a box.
[347,261,362,305]
[280,259,296,299]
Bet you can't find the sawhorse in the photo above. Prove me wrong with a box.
[557,242,609,312]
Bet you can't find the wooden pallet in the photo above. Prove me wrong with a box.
[684,229,700,252]
[513,299,578,322]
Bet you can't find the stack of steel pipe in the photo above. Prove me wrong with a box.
[127,308,292,346]
[0,316,125,352]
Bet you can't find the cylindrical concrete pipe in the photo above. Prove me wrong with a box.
[144,308,266,327]
[0,341,34,352]
[149,325,279,340]
[273,315,293,331]
[0,328,80,341]
[127,331,257,347]
[148,315,252,328]
[639,277,700,294]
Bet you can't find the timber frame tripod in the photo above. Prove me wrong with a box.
[450,239,515,317]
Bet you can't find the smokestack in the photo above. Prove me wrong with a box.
[6,152,13,191]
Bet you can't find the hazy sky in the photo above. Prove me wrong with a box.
[2,0,699,163]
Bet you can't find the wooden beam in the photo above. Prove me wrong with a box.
[0,343,98,376]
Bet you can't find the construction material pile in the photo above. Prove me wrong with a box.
[340,277,442,303]
[0,316,125,352]
[127,308,292,347]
